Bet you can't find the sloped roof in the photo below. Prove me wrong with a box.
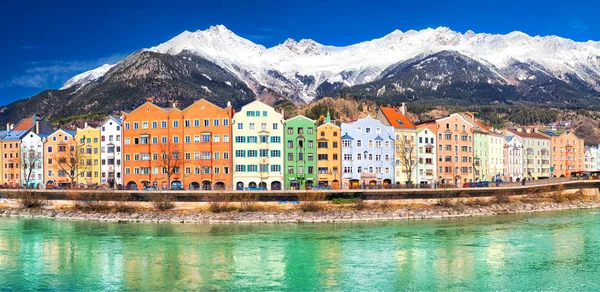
[379,107,415,129]
[508,130,548,139]
[12,117,34,131]
[341,133,354,140]
[2,130,29,141]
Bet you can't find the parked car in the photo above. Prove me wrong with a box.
[245,186,266,191]
[463,182,474,188]
[473,181,490,188]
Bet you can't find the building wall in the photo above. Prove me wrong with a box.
[474,131,489,181]
[232,100,284,190]
[584,147,597,171]
[316,122,341,189]
[504,136,524,181]
[394,129,417,184]
[1,139,21,186]
[20,132,44,187]
[44,130,76,186]
[283,116,317,190]
[415,125,437,185]
[549,131,585,177]
[122,101,182,189]
[180,100,234,190]
[488,133,505,180]
[341,116,395,189]
[435,114,475,185]
[77,126,101,185]
[100,118,123,187]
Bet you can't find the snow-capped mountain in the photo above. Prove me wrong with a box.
[61,25,600,103]
[61,64,115,90]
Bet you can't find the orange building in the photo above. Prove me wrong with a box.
[122,98,234,190]
[539,129,585,177]
[180,99,234,190]
[435,113,476,185]
[1,114,54,187]
[44,129,77,188]
[316,111,341,189]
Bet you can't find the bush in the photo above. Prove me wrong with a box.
[436,198,455,208]
[354,198,367,211]
[331,198,359,204]
[68,192,111,212]
[492,191,512,204]
[206,193,235,213]
[149,194,175,210]
[238,192,259,212]
[16,190,47,208]
[298,192,326,212]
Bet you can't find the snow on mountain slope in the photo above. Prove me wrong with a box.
[65,25,600,102]
[61,64,115,90]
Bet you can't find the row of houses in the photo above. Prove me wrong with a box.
[0,98,591,190]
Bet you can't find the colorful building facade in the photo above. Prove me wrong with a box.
[540,129,584,177]
[77,125,101,186]
[435,113,475,185]
[20,132,45,188]
[44,129,77,187]
[100,116,123,188]
[377,104,417,184]
[284,115,317,190]
[316,112,341,189]
[122,98,183,190]
[415,123,437,185]
[584,147,597,171]
[341,116,395,189]
[232,100,284,190]
[504,135,524,181]
[488,132,505,181]
[507,129,551,179]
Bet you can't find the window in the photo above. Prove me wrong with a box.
[142,121,148,129]
[237,123,243,130]
[342,140,352,148]
[223,152,229,160]
[272,123,279,130]
[173,120,179,128]
[213,119,219,126]
[270,150,281,157]
[202,134,210,142]
[249,123,255,130]
[213,135,220,142]
[236,150,245,157]
[204,119,210,127]
[223,119,229,126]
[161,121,167,128]
[271,136,280,143]
[152,121,158,129]
[173,136,179,144]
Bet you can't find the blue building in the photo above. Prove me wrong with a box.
[341,116,395,189]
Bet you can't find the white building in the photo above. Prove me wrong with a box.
[584,146,597,171]
[488,132,505,181]
[100,116,123,187]
[20,131,45,188]
[504,135,524,181]
[232,100,285,190]
[415,124,436,185]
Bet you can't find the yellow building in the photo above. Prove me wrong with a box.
[77,124,101,186]
[316,112,341,189]
[376,104,417,184]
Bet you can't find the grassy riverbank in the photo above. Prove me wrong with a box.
[1,186,599,224]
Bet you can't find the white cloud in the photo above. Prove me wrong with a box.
[5,54,124,89]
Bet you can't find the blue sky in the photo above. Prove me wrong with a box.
[1,0,599,105]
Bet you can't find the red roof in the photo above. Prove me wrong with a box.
[379,106,415,129]
[508,130,548,139]
[12,118,34,131]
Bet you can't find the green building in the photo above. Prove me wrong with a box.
[284,115,317,190]
[473,130,489,181]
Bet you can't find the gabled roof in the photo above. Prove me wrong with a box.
[341,132,354,140]
[508,130,548,140]
[101,115,123,126]
[285,114,316,123]
[12,117,34,131]
[375,135,384,141]
[378,106,415,129]
[49,129,76,139]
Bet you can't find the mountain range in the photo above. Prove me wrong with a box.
[3,25,600,124]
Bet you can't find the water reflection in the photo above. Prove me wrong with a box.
[0,210,599,291]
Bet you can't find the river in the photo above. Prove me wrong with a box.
[0,209,599,291]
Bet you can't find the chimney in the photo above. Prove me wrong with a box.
[173,102,178,108]
[6,123,9,132]
[399,103,406,115]
[516,128,522,132]
[227,101,232,108]
[147,97,154,103]
[525,128,531,133]
[281,109,284,118]
[35,120,39,134]
[84,122,88,128]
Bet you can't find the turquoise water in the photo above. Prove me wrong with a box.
[0,210,599,291]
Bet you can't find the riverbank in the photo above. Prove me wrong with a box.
[1,196,600,224]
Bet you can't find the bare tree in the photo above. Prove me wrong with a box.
[52,143,89,187]
[157,143,182,189]
[21,147,41,188]
[396,136,417,185]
